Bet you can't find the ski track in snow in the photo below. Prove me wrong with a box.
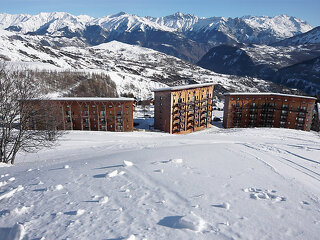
[0,127,319,239]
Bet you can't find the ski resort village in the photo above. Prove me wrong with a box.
[0,10,320,240]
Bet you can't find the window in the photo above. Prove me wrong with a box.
[109,105,113,108]
[92,105,96,108]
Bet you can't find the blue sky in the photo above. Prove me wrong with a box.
[1,0,319,26]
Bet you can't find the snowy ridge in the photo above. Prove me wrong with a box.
[241,15,312,39]
[0,12,313,43]
[146,12,200,32]
[0,12,93,34]
[91,12,173,33]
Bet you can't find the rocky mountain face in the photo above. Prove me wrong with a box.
[197,26,320,95]
[0,12,313,63]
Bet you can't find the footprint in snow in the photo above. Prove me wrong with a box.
[107,170,125,178]
[212,202,230,210]
[244,187,286,202]
[64,209,85,216]
[153,158,184,165]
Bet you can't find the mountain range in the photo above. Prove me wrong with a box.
[0,11,318,98]
[0,12,313,63]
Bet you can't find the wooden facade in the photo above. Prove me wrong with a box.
[153,83,214,134]
[223,93,316,131]
[27,97,135,132]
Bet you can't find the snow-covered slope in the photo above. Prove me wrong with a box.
[0,30,291,100]
[241,15,312,40]
[273,26,320,46]
[0,127,319,239]
[1,12,92,34]
[91,12,173,33]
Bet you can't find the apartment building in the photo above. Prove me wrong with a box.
[223,93,316,131]
[27,97,135,132]
[153,83,214,134]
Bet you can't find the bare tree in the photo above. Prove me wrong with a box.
[0,63,63,164]
[141,100,151,117]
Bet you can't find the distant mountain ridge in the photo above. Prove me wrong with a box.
[197,41,320,95]
[273,26,320,46]
[0,12,313,62]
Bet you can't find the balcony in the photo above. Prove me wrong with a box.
[298,107,307,113]
[200,116,206,121]
[280,116,287,121]
[262,109,275,114]
[249,109,258,114]
[262,104,275,109]
[187,119,194,124]
[297,118,305,123]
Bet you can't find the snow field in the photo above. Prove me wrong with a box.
[0,127,319,239]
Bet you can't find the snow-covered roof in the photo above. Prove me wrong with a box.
[32,97,135,102]
[224,92,317,100]
[152,83,214,92]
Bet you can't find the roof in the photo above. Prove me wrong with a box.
[152,83,214,92]
[224,92,317,100]
[30,97,135,102]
